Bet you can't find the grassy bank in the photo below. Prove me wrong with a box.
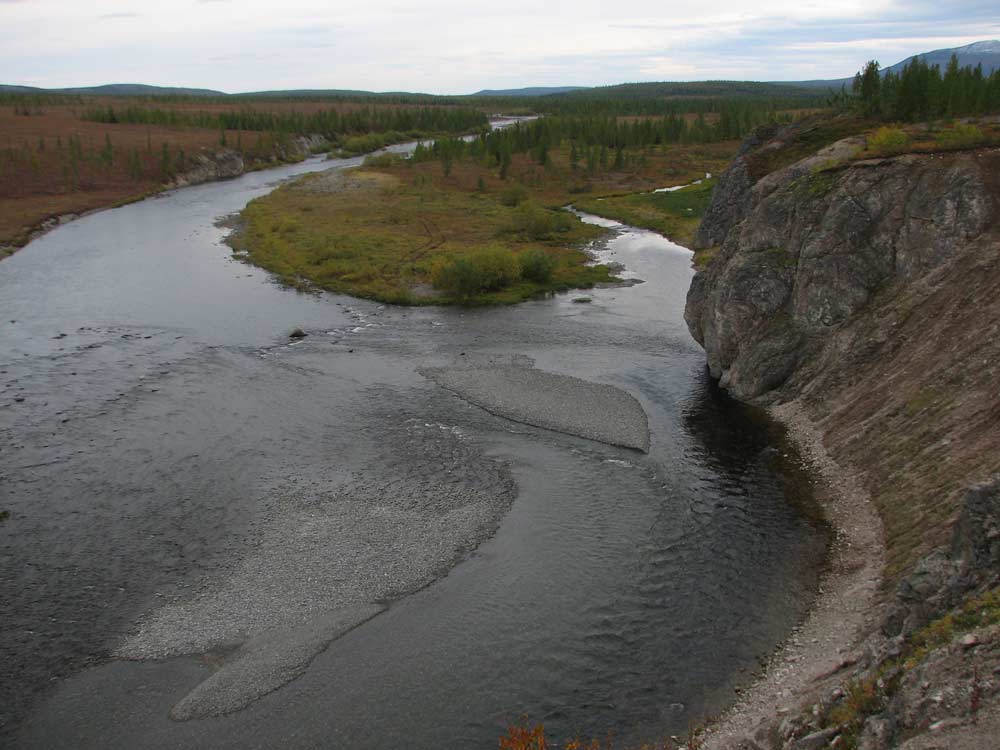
[0,97,487,251]
[574,177,717,247]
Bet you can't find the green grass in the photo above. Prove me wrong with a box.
[867,126,911,155]
[933,122,990,150]
[574,178,717,247]
[854,120,1000,160]
[907,587,1000,657]
[229,168,614,305]
[692,246,720,269]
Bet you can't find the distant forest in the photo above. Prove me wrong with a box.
[845,54,1000,119]
[79,105,490,137]
[415,103,792,179]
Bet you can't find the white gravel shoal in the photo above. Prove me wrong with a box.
[423,366,650,452]
[169,604,384,721]
[115,415,516,719]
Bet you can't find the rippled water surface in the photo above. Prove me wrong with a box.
[1,153,826,748]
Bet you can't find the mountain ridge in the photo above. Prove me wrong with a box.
[785,39,1000,89]
[4,40,997,99]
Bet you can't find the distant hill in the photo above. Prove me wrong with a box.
[883,40,1000,75]
[562,81,814,99]
[12,43,997,103]
[236,88,427,98]
[471,86,587,97]
[788,39,1000,89]
[0,80,810,102]
[0,83,225,97]
[63,84,225,97]
[0,84,47,94]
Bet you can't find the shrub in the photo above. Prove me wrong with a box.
[342,131,401,156]
[935,122,986,150]
[501,203,574,240]
[498,183,528,207]
[519,248,556,282]
[867,126,910,154]
[363,152,403,168]
[431,245,521,298]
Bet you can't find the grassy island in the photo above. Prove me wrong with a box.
[229,165,610,305]
[229,133,737,305]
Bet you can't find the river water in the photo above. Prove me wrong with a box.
[0,148,826,748]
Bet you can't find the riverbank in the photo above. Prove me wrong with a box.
[684,116,1000,749]
[573,177,717,248]
[0,91,490,258]
[0,139,325,257]
[700,401,886,749]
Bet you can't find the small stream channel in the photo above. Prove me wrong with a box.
[0,146,827,748]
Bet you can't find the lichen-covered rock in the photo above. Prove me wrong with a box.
[856,715,895,750]
[884,478,1000,637]
[685,130,996,401]
[169,149,245,188]
[167,135,330,190]
[692,122,784,250]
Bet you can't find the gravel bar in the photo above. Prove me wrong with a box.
[115,415,516,719]
[169,604,384,721]
[423,366,650,451]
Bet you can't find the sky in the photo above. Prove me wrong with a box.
[2,0,999,94]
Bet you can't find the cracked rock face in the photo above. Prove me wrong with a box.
[685,132,996,401]
[884,478,1000,638]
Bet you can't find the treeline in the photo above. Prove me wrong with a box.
[846,54,1000,120]
[415,107,793,176]
[530,81,825,117]
[521,107,793,147]
[0,92,83,107]
[5,85,826,122]
[81,105,489,137]
[230,82,825,117]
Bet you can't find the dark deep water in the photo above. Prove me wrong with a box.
[0,151,826,748]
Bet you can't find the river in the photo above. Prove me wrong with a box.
[0,145,826,748]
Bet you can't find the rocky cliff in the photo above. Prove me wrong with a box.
[687,119,1000,749]
[686,125,996,402]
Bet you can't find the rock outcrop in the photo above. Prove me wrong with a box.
[686,129,996,401]
[167,149,246,189]
[884,478,1000,639]
[167,135,330,190]
[760,480,1000,750]
[687,119,1000,749]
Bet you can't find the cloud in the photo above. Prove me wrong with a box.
[0,0,997,93]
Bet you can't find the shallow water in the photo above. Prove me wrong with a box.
[1,155,825,748]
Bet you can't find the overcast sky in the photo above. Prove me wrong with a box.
[2,0,998,94]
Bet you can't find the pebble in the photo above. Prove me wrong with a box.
[961,633,980,649]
